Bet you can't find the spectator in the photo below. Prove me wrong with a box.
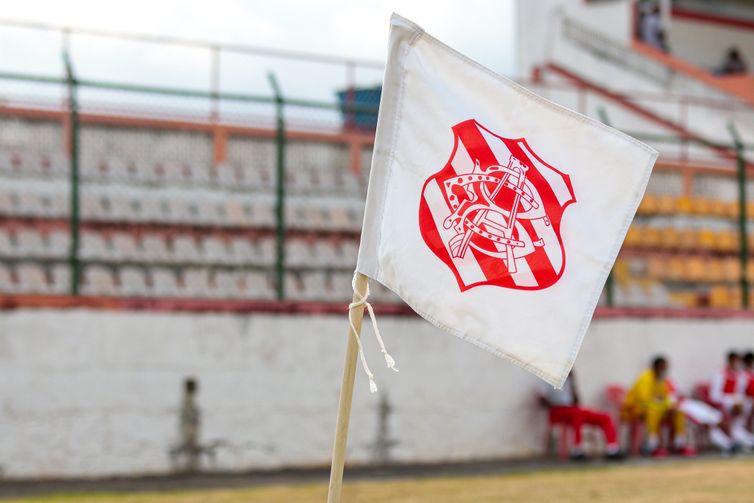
[640,4,669,52]
[622,356,694,457]
[670,383,737,454]
[739,351,754,432]
[539,371,624,461]
[717,47,748,76]
[710,352,754,449]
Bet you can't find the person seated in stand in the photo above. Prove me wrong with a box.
[712,351,754,448]
[716,47,748,76]
[711,351,754,450]
[539,370,624,461]
[622,356,695,457]
[742,351,754,431]
[640,4,669,53]
[667,376,738,455]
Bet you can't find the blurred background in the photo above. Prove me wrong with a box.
[0,0,753,493]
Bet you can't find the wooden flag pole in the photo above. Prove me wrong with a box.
[327,271,369,503]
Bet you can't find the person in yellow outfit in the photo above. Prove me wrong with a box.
[623,356,695,457]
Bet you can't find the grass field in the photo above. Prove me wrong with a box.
[5,458,754,503]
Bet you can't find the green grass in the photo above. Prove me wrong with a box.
[6,458,754,503]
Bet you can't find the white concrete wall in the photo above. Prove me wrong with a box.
[1,308,753,479]
[516,0,633,78]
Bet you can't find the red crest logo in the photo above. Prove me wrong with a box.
[419,119,576,291]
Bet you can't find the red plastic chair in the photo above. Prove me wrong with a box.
[693,382,711,404]
[538,394,570,460]
[544,415,571,460]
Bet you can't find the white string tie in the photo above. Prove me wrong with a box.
[348,274,399,393]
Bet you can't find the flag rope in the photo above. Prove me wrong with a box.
[348,273,399,393]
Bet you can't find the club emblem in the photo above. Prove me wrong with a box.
[419,119,576,291]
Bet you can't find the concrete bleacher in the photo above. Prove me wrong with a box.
[0,116,373,304]
[0,66,748,310]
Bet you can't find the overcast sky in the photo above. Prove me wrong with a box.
[0,0,517,103]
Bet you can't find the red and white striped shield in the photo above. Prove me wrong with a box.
[419,119,576,291]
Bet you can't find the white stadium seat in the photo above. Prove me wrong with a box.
[315,239,339,266]
[47,230,70,258]
[82,265,116,296]
[173,235,201,263]
[81,193,109,221]
[181,268,211,298]
[50,264,70,294]
[80,232,109,260]
[242,271,274,299]
[229,237,255,264]
[331,272,353,300]
[214,163,242,188]
[338,240,359,267]
[0,264,13,293]
[284,272,306,301]
[0,228,13,256]
[0,189,13,215]
[16,229,46,257]
[214,270,243,298]
[255,238,275,265]
[286,237,313,267]
[302,271,328,300]
[150,267,179,297]
[202,236,231,264]
[225,198,251,227]
[141,234,169,261]
[111,232,139,261]
[250,199,276,227]
[119,266,148,297]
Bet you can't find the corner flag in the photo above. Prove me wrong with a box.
[356,14,657,387]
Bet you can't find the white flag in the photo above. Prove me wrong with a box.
[357,14,657,387]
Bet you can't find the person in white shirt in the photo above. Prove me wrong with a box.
[640,4,668,52]
[710,352,754,449]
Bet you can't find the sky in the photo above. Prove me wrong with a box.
[0,0,517,103]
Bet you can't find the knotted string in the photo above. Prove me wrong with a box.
[348,273,399,393]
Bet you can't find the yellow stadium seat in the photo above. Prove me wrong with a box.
[647,256,666,280]
[691,197,712,216]
[638,193,659,215]
[675,196,693,215]
[678,229,697,251]
[706,259,725,283]
[731,287,743,309]
[660,227,679,249]
[697,228,716,251]
[722,258,741,283]
[685,256,705,282]
[642,227,662,248]
[709,198,728,218]
[709,285,731,308]
[668,290,696,308]
[715,230,738,253]
[623,226,642,248]
[668,256,685,282]
[725,201,739,219]
[612,258,630,283]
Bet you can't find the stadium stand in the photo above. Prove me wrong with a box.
[0,116,751,310]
